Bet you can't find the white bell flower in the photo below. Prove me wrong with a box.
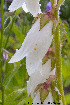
[9,18,53,75]
[27,59,55,98]
[33,92,54,105]
[8,0,41,17]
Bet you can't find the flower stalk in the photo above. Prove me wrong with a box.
[0,0,4,105]
[51,0,66,104]
[4,16,15,49]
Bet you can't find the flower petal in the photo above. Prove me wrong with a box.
[33,92,41,104]
[26,20,53,75]
[26,52,42,75]
[8,0,24,12]
[9,18,40,63]
[24,0,41,16]
[22,2,29,13]
[9,19,53,67]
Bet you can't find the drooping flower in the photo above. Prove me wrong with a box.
[27,59,55,98]
[27,59,62,104]
[9,18,53,75]
[8,0,41,17]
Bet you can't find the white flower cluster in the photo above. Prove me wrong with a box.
[8,0,41,17]
[8,1,61,105]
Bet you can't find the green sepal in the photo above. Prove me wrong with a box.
[51,57,56,71]
[15,7,23,16]
[40,88,49,103]
[34,75,58,103]
[52,89,61,104]
[42,46,55,65]
[51,79,57,89]
[34,83,44,93]
[42,55,48,65]
[40,14,50,30]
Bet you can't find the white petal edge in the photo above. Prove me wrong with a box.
[24,0,41,17]
[8,0,24,12]
[22,2,29,13]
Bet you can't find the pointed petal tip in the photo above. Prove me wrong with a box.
[8,59,15,63]
[8,57,19,63]
[8,61,11,63]
[8,6,14,12]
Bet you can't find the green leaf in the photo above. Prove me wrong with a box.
[52,90,61,104]
[62,58,70,79]
[4,63,26,91]
[12,24,25,43]
[17,98,27,105]
[64,77,70,87]
[65,93,70,105]
[14,63,26,87]
[24,97,33,105]
[4,61,14,87]
[5,88,26,102]
[4,64,19,89]
[64,23,70,43]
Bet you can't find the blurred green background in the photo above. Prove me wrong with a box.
[0,0,70,105]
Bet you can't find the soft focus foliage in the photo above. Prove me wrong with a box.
[0,0,70,104]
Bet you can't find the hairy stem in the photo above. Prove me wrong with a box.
[51,0,66,104]
[0,0,4,105]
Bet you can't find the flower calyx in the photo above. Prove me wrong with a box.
[32,8,58,31]
[42,46,55,64]
[40,11,57,30]
[52,89,61,104]
[42,46,56,71]
[34,75,57,103]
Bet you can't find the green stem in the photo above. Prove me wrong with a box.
[0,0,4,105]
[51,0,66,105]
[4,16,15,49]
